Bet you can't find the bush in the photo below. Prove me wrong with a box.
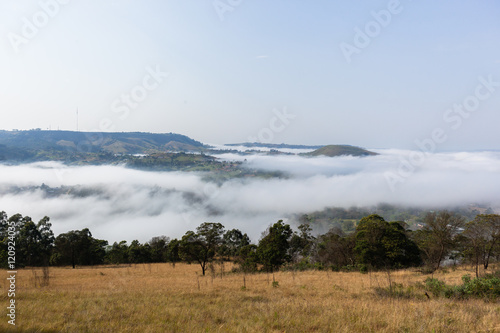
[280,259,323,272]
[424,277,447,297]
[374,283,423,299]
[452,274,500,300]
[359,264,368,274]
[422,273,500,300]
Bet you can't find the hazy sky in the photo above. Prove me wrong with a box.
[1,0,499,150]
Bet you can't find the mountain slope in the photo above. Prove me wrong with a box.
[305,145,377,157]
[0,130,205,154]
[225,142,323,150]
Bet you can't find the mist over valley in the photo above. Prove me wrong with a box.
[1,133,498,243]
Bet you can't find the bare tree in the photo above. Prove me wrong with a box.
[414,211,465,272]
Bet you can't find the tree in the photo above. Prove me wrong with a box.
[462,214,500,277]
[166,238,181,267]
[106,241,129,264]
[0,213,54,267]
[51,228,108,268]
[257,220,293,272]
[413,211,465,272]
[476,214,500,270]
[289,223,316,262]
[179,222,225,275]
[16,216,55,267]
[127,240,151,263]
[221,228,250,259]
[315,227,355,269]
[0,211,12,268]
[148,236,169,263]
[354,214,421,269]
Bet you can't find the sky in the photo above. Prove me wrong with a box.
[0,0,499,150]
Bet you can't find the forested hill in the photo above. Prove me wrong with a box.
[0,130,205,155]
[305,145,377,157]
[226,142,324,150]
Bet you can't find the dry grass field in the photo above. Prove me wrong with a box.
[1,263,499,332]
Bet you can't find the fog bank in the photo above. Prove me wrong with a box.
[0,150,499,243]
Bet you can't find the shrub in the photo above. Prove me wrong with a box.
[452,274,500,300]
[422,273,500,300]
[424,277,447,297]
[374,283,423,299]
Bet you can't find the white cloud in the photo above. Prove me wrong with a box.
[1,151,499,243]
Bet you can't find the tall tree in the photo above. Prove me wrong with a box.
[257,220,293,272]
[16,216,55,267]
[354,214,421,269]
[221,228,250,259]
[106,241,129,264]
[148,236,169,263]
[0,211,14,268]
[51,228,107,268]
[166,238,181,267]
[128,240,151,263]
[0,213,55,267]
[179,222,225,275]
[315,227,355,269]
[462,214,500,277]
[413,211,465,271]
[289,223,316,262]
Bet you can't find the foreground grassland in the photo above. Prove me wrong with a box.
[1,264,499,332]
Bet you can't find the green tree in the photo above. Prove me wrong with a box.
[166,238,181,267]
[289,223,315,262]
[148,236,169,263]
[236,244,259,272]
[354,214,421,269]
[127,240,151,263]
[105,241,129,264]
[315,227,355,269]
[51,228,107,268]
[0,213,54,267]
[0,211,13,268]
[179,222,225,275]
[16,215,55,267]
[221,228,250,259]
[257,220,293,272]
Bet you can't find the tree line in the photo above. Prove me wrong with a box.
[1,210,499,277]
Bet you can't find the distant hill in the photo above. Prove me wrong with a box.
[226,142,323,150]
[0,144,35,161]
[305,145,377,157]
[0,130,205,155]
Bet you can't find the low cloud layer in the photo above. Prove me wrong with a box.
[1,150,499,243]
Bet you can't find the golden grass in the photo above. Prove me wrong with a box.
[1,263,499,332]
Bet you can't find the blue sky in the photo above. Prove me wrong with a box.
[0,0,499,150]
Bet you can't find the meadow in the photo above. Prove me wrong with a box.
[1,263,499,332]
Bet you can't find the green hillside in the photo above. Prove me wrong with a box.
[226,142,323,149]
[0,130,205,155]
[305,145,377,157]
